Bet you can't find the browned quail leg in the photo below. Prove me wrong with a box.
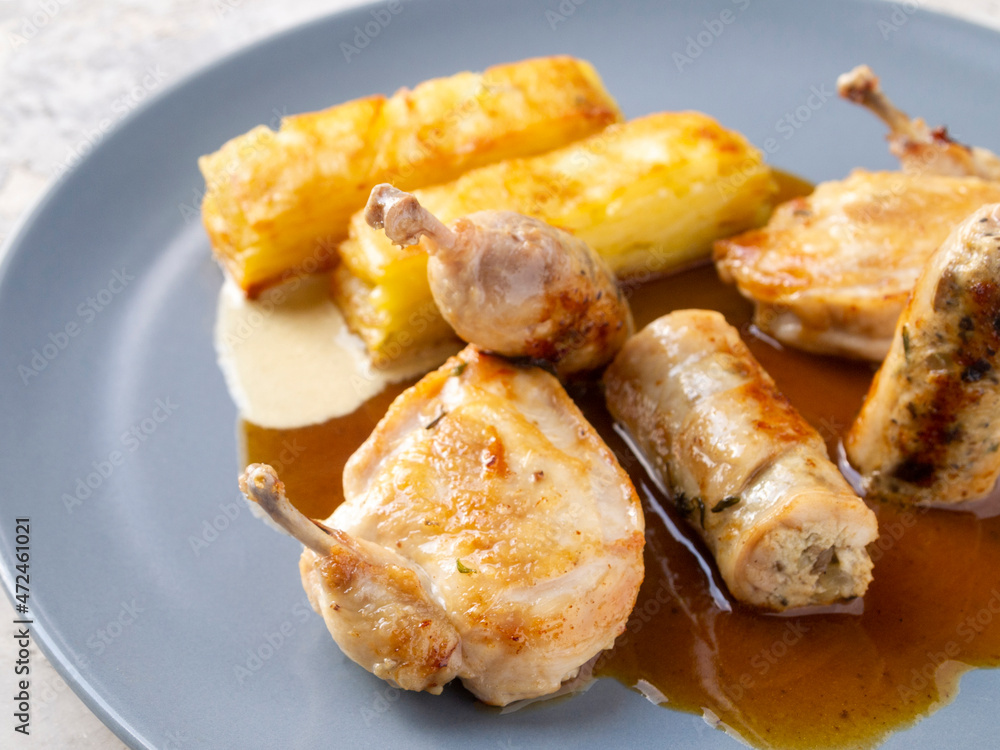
[364,184,633,377]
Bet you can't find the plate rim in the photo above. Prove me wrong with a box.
[3,1,1000,748]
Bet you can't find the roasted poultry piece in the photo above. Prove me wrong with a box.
[715,171,1000,360]
[364,184,632,377]
[846,204,1000,505]
[242,346,644,705]
[604,310,878,610]
[838,64,1000,180]
[715,66,1000,361]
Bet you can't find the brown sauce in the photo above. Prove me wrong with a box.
[584,266,1000,748]
[240,382,411,520]
[238,171,1000,748]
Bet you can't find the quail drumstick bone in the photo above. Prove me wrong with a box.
[837,64,1000,180]
[240,463,336,554]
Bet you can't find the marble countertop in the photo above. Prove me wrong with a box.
[2,0,999,747]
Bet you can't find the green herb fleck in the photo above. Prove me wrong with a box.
[674,492,707,527]
[425,410,447,429]
[902,326,911,358]
[451,362,467,377]
[456,559,475,574]
[711,496,741,513]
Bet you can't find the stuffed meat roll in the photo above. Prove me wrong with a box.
[604,309,878,610]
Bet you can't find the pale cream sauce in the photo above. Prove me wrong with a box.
[215,275,457,428]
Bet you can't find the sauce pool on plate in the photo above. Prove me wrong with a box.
[235,172,1000,749]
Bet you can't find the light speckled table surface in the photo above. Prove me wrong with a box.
[1,0,999,747]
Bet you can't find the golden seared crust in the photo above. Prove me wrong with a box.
[199,56,622,296]
[333,346,644,705]
[371,56,621,189]
[604,310,877,610]
[298,532,462,694]
[715,170,1000,360]
[240,461,463,695]
[846,204,1000,504]
[200,97,381,296]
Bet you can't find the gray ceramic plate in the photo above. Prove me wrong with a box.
[2,0,999,747]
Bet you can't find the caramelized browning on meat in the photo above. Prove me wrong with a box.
[604,310,878,610]
[846,204,1000,504]
[838,64,1000,181]
[715,170,1000,360]
[243,346,644,705]
[365,184,633,377]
